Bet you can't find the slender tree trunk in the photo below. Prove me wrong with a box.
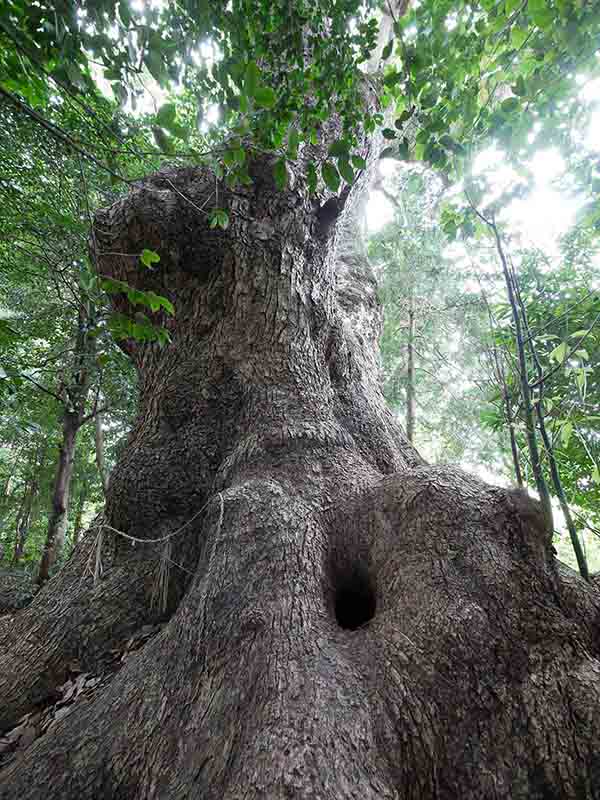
[95,409,109,496]
[11,442,45,564]
[499,366,524,489]
[0,475,12,518]
[0,476,12,561]
[1,120,600,799]
[406,291,416,443]
[537,410,590,579]
[482,287,524,488]
[36,303,95,585]
[507,417,524,486]
[484,217,553,523]
[513,272,589,580]
[72,478,87,547]
[36,417,78,583]
[11,489,27,562]
[12,480,34,564]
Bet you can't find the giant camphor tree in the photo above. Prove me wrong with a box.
[1,1,600,798]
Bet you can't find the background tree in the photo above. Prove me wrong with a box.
[481,233,600,572]
[372,166,503,466]
[0,103,138,579]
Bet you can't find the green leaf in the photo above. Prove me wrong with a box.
[210,209,229,229]
[480,408,502,429]
[287,129,300,160]
[351,155,367,170]
[511,27,528,48]
[245,61,260,97]
[254,87,276,108]
[140,249,160,267]
[560,421,573,447]
[382,128,397,140]
[513,76,526,96]
[338,158,355,184]
[501,97,520,113]
[383,70,402,87]
[119,0,132,26]
[550,342,567,363]
[530,5,553,28]
[171,121,190,140]
[273,159,288,190]
[144,292,174,315]
[100,277,130,295]
[381,39,394,60]
[322,162,340,192]
[569,330,591,338]
[329,139,350,157]
[156,103,176,128]
[395,96,407,115]
[223,149,237,168]
[592,464,600,485]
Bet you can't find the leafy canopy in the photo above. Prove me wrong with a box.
[2,0,598,196]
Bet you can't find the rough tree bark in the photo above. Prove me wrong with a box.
[1,87,600,799]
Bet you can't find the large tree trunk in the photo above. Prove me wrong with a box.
[1,112,600,798]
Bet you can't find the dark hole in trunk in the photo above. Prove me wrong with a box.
[334,568,376,630]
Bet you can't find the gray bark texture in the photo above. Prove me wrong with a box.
[1,104,600,798]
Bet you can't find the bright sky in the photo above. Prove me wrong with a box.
[368,77,600,252]
[365,75,600,502]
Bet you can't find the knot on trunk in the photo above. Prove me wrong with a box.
[93,166,234,306]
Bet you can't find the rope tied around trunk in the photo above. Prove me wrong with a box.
[84,493,225,588]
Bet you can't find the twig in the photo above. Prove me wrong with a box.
[18,373,65,404]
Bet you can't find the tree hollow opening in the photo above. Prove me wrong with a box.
[334,568,376,630]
